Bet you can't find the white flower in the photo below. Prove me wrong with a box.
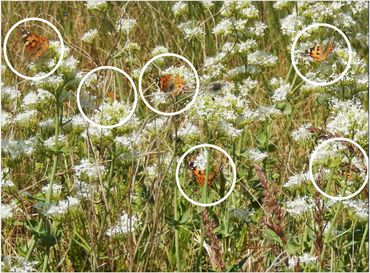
[247,148,268,162]
[327,98,367,141]
[74,158,106,179]
[91,100,133,127]
[116,18,136,33]
[61,56,79,73]
[105,213,139,236]
[283,172,310,188]
[2,86,21,100]
[292,124,312,142]
[41,183,63,194]
[289,253,317,269]
[81,29,98,44]
[212,19,233,35]
[1,256,37,272]
[178,21,204,39]
[45,197,80,216]
[0,169,14,187]
[178,122,199,138]
[220,121,243,137]
[273,0,291,10]
[1,201,17,219]
[193,149,209,171]
[32,74,64,90]
[14,110,37,124]
[248,51,278,66]
[22,89,53,107]
[299,253,317,265]
[343,200,368,219]
[71,114,87,128]
[74,179,94,199]
[288,256,298,269]
[86,0,107,11]
[151,46,169,57]
[115,135,132,148]
[272,82,290,102]
[172,1,187,15]
[281,11,303,37]
[285,196,314,216]
[146,165,156,178]
[201,0,213,8]
[44,134,66,149]
[1,111,12,127]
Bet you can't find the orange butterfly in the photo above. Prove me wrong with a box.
[157,74,186,97]
[21,28,49,61]
[106,90,117,101]
[306,41,335,62]
[187,161,222,187]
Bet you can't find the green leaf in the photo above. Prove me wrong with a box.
[263,228,283,246]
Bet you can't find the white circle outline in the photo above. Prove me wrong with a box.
[3,17,65,81]
[76,66,138,129]
[309,137,369,201]
[138,53,200,116]
[291,23,352,87]
[175,144,237,207]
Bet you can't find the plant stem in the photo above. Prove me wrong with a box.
[174,188,181,271]
[25,95,61,266]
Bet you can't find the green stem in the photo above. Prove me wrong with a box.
[25,96,61,265]
[174,188,181,271]
[320,202,343,269]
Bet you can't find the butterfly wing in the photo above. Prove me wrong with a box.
[308,44,323,62]
[22,29,49,61]
[322,41,335,61]
[172,75,186,97]
[158,74,175,93]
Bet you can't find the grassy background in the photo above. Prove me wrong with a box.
[1,1,369,272]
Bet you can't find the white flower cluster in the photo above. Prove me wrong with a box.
[288,253,317,269]
[1,201,18,219]
[285,196,314,216]
[192,149,209,171]
[44,134,66,149]
[116,18,136,33]
[247,148,268,163]
[86,0,107,11]
[327,98,367,142]
[105,213,139,237]
[1,256,37,272]
[81,29,98,44]
[292,124,313,143]
[41,183,63,195]
[283,172,310,188]
[22,89,54,108]
[178,21,204,39]
[45,196,80,216]
[74,158,106,179]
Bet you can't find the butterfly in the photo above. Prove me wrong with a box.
[21,28,49,61]
[306,41,335,62]
[187,161,222,187]
[106,90,117,101]
[157,74,186,97]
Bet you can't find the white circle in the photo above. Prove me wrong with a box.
[3,17,65,81]
[138,53,200,116]
[309,137,368,201]
[76,66,138,129]
[291,23,352,87]
[175,144,237,207]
